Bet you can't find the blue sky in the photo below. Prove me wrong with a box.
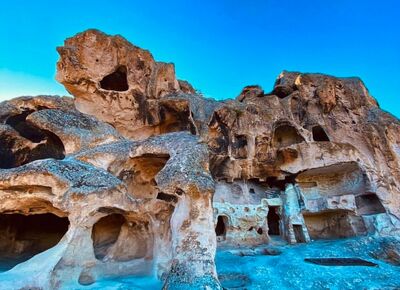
[0,0,399,117]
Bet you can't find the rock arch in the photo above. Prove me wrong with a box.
[91,212,153,262]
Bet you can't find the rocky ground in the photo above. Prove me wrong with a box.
[8,236,394,290]
[1,29,400,289]
[216,236,400,290]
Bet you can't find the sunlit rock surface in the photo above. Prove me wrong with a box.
[0,29,399,289]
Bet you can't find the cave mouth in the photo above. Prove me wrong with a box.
[92,214,125,261]
[120,153,170,199]
[158,104,197,135]
[1,111,66,169]
[100,65,129,91]
[0,213,69,272]
[232,134,248,159]
[312,125,330,141]
[356,193,386,215]
[267,207,280,236]
[92,213,153,262]
[293,225,306,243]
[303,211,359,240]
[215,215,228,238]
[273,124,304,148]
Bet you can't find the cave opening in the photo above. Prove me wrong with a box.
[266,175,297,191]
[208,113,230,156]
[100,66,129,91]
[293,225,306,243]
[158,104,197,135]
[312,126,330,142]
[296,162,366,198]
[303,211,358,240]
[92,213,125,261]
[215,215,228,238]
[119,153,170,199]
[273,124,304,148]
[267,207,280,235]
[92,213,153,262]
[355,194,386,215]
[1,111,65,169]
[0,213,69,272]
[156,192,178,203]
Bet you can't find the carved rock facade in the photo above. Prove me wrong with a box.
[0,29,399,289]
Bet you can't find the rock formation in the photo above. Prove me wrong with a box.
[0,29,400,289]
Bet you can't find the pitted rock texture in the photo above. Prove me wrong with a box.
[56,29,196,140]
[0,29,400,289]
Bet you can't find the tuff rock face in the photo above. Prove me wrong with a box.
[0,29,400,289]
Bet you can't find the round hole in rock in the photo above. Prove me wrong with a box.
[0,213,69,272]
[92,213,153,262]
[312,125,330,141]
[99,65,129,91]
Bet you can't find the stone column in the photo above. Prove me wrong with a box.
[282,183,310,244]
[163,193,222,289]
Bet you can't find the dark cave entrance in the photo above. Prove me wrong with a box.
[1,111,65,169]
[158,103,197,135]
[92,213,125,260]
[293,225,306,243]
[355,194,386,215]
[91,212,153,262]
[312,126,330,142]
[121,153,170,199]
[273,124,304,148]
[100,65,129,91]
[267,207,280,236]
[215,215,228,239]
[0,213,69,272]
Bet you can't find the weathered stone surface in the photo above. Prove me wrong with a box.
[0,132,219,289]
[0,29,400,289]
[56,29,194,140]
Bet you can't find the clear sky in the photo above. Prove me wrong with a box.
[1,1,399,117]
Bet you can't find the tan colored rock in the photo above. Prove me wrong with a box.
[0,28,400,289]
[56,29,193,140]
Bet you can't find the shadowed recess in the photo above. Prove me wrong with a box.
[0,110,65,168]
[216,215,228,238]
[100,66,129,91]
[273,124,304,148]
[0,213,69,272]
[305,258,378,267]
[312,125,330,142]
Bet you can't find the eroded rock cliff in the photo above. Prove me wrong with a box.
[0,29,399,289]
